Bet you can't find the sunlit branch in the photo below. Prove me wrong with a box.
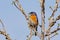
[50,0,58,17]
[40,0,45,40]
[47,15,60,33]
[45,27,60,36]
[13,0,28,20]
[49,6,53,11]
[0,19,11,40]
[47,0,60,31]
[0,30,11,40]
[0,19,6,33]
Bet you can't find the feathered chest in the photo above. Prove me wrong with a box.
[28,15,38,25]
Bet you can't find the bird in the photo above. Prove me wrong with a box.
[28,12,38,36]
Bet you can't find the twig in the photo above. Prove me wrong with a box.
[49,6,53,11]
[50,1,58,17]
[56,15,60,20]
[0,19,6,33]
[50,32,58,38]
[48,0,59,28]
[46,22,60,36]
[46,15,60,34]
[13,0,28,20]
[46,15,60,40]
[0,19,11,40]
[45,27,60,36]
[0,30,11,40]
[47,15,60,30]
[47,0,59,33]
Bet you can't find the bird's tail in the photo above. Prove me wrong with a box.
[35,27,37,36]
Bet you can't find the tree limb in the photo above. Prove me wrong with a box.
[47,0,59,30]
[45,27,60,36]
[13,0,28,20]
[50,0,58,17]
[40,0,45,40]
[0,30,11,40]
[47,7,60,40]
[49,6,53,11]
[47,15,60,33]
[0,19,11,40]
[0,19,6,33]
[47,0,60,31]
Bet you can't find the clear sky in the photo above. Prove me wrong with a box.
[0,0,60,40]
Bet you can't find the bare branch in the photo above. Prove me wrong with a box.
[47,2,58,39]
[49,6,53,11]
[46,15,60,40]
[56,0,60,3]
[51,28,60,34]
[45,27,60,36]
[0,30,11,40]
[13,0,28,20]
[51,1,58,17]
[0,19,6,33]
[56,15,60,20]
[47,0,60,32]
[50,32,58,38]
[47,15,60,31]
[0,19,11,40]
[40,0,45,40]
[40,0,45,33]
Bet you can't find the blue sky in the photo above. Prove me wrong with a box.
[0,0,60,40]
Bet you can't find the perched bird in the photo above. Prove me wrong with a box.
[28,12,38,36]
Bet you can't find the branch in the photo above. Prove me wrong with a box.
[50,0,58,17]
[12,0,28,20]
[47,15,60,31]
[50,32,58,38]
[45,27,60,36]
[40,0,45,40]
[47,14,60,40]
[45,15,60,39]
[0,19,11,40]
[0,30,11,40]
[0,19,6,33]
[50,15,60,27]
[47,0,59,30]
[56,15,60,20]
[40,0,45,33]
[47,0,60,30]
[48,1,58,29]
[56,0,60,3]
[47,0,60,31]
[49,6,53,11]
[51,28,60,34]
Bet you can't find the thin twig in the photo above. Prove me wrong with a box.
[46,23,60,37]
[0,30,11,40]
[0,19,11,40]
[51,1,58,17]
[0,19,6,33]
[13,0,28,20]
[49,6,53,11]
[56,15,60,20]
[47,0,59,33]
[45,27,60,36]
[47,15,60,33]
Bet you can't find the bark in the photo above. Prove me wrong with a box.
[40,0,45,40]
[0,19,11,40]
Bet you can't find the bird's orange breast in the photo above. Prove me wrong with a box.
[29,15,37,24]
